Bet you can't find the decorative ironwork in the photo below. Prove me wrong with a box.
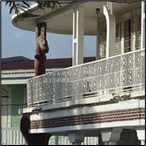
[27,49,145,106]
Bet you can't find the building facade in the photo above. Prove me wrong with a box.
[1,57,34,145]
[10,1,145,145]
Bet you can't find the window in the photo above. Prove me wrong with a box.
[115,22,122,55]
[124,19,132,53]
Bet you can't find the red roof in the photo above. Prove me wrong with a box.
[1,56,96,70]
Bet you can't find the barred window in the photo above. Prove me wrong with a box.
[124,19,132,53]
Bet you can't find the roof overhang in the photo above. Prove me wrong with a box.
[11,1,141,35]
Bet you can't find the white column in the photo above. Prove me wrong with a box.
[136,127,145,145]
[141,1,145,50]
[101,128,122,145]
[68,131,84,145]
[72,6,84,66]
[103,4,115,58]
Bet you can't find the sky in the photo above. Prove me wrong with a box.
[1,1,96,60]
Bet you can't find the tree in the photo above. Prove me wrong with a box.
[5,1,77,15]
[5,1,60,14]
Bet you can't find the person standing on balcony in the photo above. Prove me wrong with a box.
[34,22,49,76]
[20,22,51,145]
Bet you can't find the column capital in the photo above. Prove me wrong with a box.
[68,131,84,145]
[101,128,122,142]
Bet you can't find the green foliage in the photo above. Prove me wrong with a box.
[5,1,60,15]
[37,1,60,10]
[5,1,33,14]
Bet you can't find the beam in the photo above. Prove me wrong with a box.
[36,2,86,24]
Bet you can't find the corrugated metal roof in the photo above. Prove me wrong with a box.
[1,56,96,70]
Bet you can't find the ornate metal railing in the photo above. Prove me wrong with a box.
[27,49,145,106]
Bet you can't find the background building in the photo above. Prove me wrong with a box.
[1,1,145,145]
[1,56,96,145]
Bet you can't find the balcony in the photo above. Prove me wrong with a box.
[27,49,145,107]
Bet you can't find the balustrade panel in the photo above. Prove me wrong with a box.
[27,50,145,106]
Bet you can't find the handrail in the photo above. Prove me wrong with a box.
[27,49,145,106]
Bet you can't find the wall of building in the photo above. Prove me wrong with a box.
[2,84,26,128]
[11,85,26,128]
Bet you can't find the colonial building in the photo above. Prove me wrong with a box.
[1,56,96,145]
[1,56,33,145]
[10,1,145,145]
